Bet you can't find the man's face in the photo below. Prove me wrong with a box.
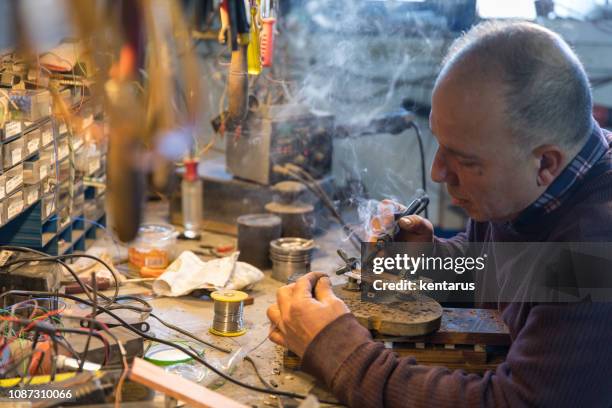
[429,73,541,222]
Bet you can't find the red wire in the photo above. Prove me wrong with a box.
[0,306,115,368]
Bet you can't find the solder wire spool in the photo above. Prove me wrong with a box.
[209,290,248,337]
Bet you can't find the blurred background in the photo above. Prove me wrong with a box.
[0,0,610,249]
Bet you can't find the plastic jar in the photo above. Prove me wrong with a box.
[128,223,177,269]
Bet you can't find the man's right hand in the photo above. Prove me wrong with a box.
[368,199,434,243]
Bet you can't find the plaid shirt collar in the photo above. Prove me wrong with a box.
[514,122,609,225]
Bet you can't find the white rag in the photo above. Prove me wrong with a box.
[153,251,263,297]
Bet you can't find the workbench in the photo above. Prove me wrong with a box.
[73,202,507,407]
[78,202,352,407]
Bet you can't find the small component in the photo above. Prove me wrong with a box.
[335,249,361,292]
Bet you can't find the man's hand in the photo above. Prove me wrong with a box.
[368,199,434,243]
[266,272,350,358]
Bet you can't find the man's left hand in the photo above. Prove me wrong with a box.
[266,272,350,358]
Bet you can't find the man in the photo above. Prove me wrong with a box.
[267,21,612,407]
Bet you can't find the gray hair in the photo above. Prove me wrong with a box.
[440,21,593,152]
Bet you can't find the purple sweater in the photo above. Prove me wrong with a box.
[302,136,612,407]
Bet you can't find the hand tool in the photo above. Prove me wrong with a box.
[362,194,430,269]
[375,194,429,245]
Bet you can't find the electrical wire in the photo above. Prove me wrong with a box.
[23,333,45,386]
[148,313,230,353]
[0,350,35,379]
[275,164,362,250]
[0,290,338,404]
[408,121,429,219]
[0,272,264,392]
[0,317,110,365]
[273,120,430,248]
[50,333,59,381]
[79,272,97,372]
[0,249,152,320]
[0,246,120,306]
[0,250,334,402]
[1,314,123,402]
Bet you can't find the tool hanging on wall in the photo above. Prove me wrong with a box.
[66,1,203,242]
[247,0,262,75]
[212,0,282,134]
[260,0,276,67]
[219,0,251,131]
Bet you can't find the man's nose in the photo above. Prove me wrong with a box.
[431,148,448,183]
[431,148,460,186]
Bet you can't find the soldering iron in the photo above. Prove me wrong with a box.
[375,193,430,245]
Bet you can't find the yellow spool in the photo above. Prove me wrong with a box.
[211,290,248,303]
[209,290,248,337]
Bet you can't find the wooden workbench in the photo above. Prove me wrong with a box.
[85,202,506,407]
[92,202,354,407]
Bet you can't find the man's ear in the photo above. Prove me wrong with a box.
[533,145,565,187]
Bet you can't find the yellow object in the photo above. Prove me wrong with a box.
[210,290,248,302]
[209,327,247,337]
[0,372,102,387]
[247,2,262,75]
[209,290,248,337]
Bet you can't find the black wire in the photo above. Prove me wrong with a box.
[408,121,429,219]
[286,164,348,224]
[6,317,121,374]
[0,250,152,320]
[0,290,338,404]
[55,336,84,366]
[0,246,121,306]
[148,313,231,353]
[279,166,362,250]
[0,252,333,401]
[54,316,119,368]
[79,272,97,372]
[151,314,275,390]
[92,294,152,314]
[244,355,275,390]
[22,332,41,386]
[50,335,58,381]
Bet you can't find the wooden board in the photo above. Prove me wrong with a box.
[375,308,511,346]
[335,287,443,337]
[129,358,248,408]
